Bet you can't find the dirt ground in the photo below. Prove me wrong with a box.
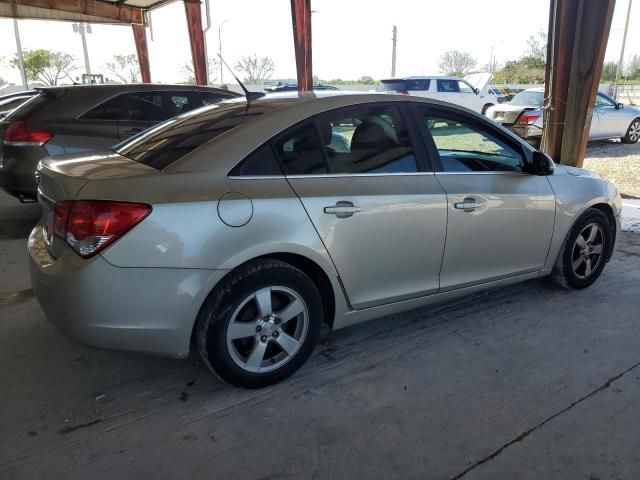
[584,141,640,197]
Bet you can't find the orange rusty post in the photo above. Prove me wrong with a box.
[184,0,207,86]
[290,0,312,91]
[132,23,151,84]
[541,0,616,167]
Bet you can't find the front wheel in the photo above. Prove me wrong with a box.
[621,118,640,144]
[481,103,494,115]
[196,259,323,388]
[550,208,613,289]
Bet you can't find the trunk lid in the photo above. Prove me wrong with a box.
[36,150,158,258]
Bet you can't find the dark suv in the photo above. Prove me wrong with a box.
[0,84,239,201]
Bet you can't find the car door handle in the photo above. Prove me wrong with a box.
[454,198,480,212]
[324,201,361,218]
[123,128,143,137]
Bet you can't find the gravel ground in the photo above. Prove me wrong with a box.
[583,140,640,198]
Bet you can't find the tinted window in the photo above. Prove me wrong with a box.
[595,93,616,108]
[421,111,524,172]
[437,80,460,93]
[116,102,266,169]
[376,80,406,92]
[406,79,430,91]
[318,105,418,174]
[229,144,282,176]
[200,92,230,106]
[124,92,192,121]
[80,95,124,120]
[275,123,328,175]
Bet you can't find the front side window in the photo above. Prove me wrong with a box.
[595,93,616,108]
[420,110,524,172]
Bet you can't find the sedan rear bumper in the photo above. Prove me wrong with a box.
[29,223,228,358]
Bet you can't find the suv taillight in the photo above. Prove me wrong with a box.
[3,121,52,146]
[54,200,151,258]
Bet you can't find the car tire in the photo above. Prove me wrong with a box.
[482,103,494,115]
[621,118,640,144]
[196,259,323,388]
[550,208,613,290]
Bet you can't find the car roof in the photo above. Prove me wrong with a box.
[36,84,240,95]
[380,76,461,82]
[523,87,545,93]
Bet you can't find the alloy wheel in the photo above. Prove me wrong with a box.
[226,286,309,373]
[629,120,640,142]
[571,223,605,280]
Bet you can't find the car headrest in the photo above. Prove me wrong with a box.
[350,122,392,150]
[317,121,332,146]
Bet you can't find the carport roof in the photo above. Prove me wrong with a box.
[0,0,174,24]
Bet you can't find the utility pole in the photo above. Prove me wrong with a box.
[73,23,92,75]
[218,19,227,84]
[13,19,28,89]
[391,25,397,77]
[613,0,633,99]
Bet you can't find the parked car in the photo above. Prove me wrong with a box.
[30,92,621,388]
[264,84,339,93]
[486,87,640,145]
[488,86,508,103]
[498,86,524,101]
[0,84,240,201]
[0,91,37,119]
[376,73,498,114]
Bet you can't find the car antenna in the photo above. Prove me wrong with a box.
[217,54,265,102]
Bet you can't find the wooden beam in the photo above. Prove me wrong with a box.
[541,0,616,167]
[1,0,145,24]
[290,0,312,91]
[132,23,151,83]
[183,0,207,85]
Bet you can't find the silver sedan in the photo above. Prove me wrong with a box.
[486,88,640,145]
[29,93,621,388]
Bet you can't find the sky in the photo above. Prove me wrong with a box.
[0,0,638,85]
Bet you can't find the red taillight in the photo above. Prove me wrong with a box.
[3,121,52,146]
[518,113,541,124]
[54,200,151,258]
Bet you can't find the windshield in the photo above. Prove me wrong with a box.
[115,101,269,169]
[510,91,544,107]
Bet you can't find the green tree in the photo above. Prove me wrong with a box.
[600,61,618,82]
[11,49,75,86]
[105,54,141,84]
[234,55,275,85]
[627,54,640,80]
[438,51,477,77]
[526,30,547,62]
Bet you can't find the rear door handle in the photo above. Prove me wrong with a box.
[454,198,480,212]
[324,201,361,218]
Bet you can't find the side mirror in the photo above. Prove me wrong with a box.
[531,151,555,175]
[474,87,480,95]
[617,102,624,109]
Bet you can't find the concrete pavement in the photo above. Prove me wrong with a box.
[1,190,639,480]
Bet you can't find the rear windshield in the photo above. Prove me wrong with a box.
[510,91,544,107]
[115,101,268,169]
[4,92,49,121]
[376,80,406,92]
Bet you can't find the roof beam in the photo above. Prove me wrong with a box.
[0,0,145,24]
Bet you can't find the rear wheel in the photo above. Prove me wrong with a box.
[621,118,640,144]
[196,259,323,388]
[551,208,613,289]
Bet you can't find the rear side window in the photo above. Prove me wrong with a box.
[116,102,267,169]
[200,92,231,106]
[80,95,125,120]
[229,144,282,176]
[376,80,406,92]
[274,104,418,175]
[124,92,192,121]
